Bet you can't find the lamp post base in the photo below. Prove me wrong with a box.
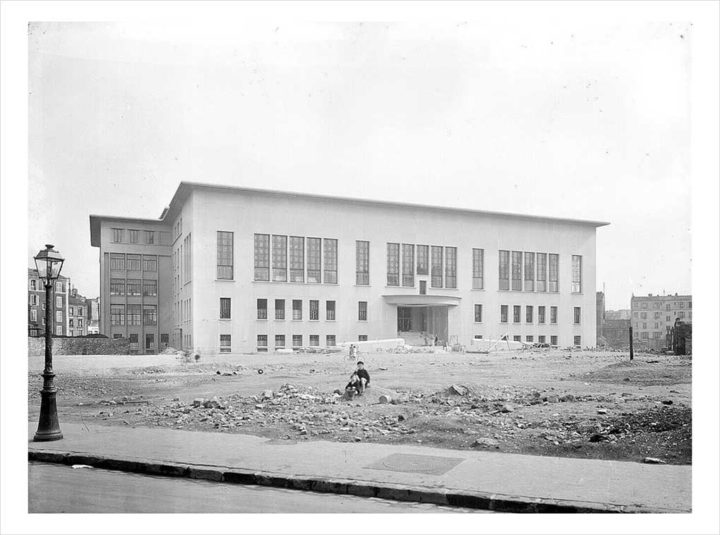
[33,388,63,442]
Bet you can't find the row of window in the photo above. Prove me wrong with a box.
[499,251,582,293]
[634,310,691,319]
[475,334,582,346]
[635,301,691,310]
[493,305,582,325]
[251,299,368,322]
[634,315,689,330]
[29,280,66,292]
[251,234,338,284]
[112,228,170,245]
[110,304,157,326]
[69,306,85,316]
[255,334,342,352]
[386,243,458,289]
[110,278,158,297]
[109,254,158,272]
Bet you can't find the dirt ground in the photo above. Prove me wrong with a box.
[27,348,692,465]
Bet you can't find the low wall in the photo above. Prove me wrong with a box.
[28,337,132,356]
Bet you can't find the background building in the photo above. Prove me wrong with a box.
[630,293,692,350]
[68,287,89,337]
[28,268,69,337]
[91,182,607,354]
[87,297,100,334]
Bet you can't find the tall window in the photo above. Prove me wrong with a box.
[417,245,429,275]
[307,238,322,283]
[358,301,367,321]
[252,233,268,281]
[127,305,141,326]
[127,279,141,296]
[387,243,400,286]
[511,251,522,291]
[129,230,139,243]
[143,255,157,273]
[309,300,319,320]
[402,244,414,287]
[431,246,443,288]
[356,241,369,285]
[112,228,124,243]
[111,305,124,326]
[275,335,286,349]
[323,238,338,283]
[574,335,581,346]
[472,249,484,289]
[524,252,535,291]
[56,310,62,322]
[31,309,37,322]
[292,299,302,320]
[110,279,125,296]
[145,231,155,244]
[257,335,268,352]
[538,306,546,324]
[500,305,508,323]
[257,299,267,320]
[289,237,305,282]
[571,255,582,293]
[56,296,62,308]
[143,279,157,296]
[309,335,319,346]
[220,335,231,353]
[30,279,36,290]
[513,305,521,323]
[326,335,336,347]
[550,306,558,324]
[110,254,125,271]
[143,305,157,326]
[574,307,581,324]
[326,301,336,320]
[445,247,457,289]
[293,335,303,348]
[220,298,231,319]
[526,306,533,323]
[536,253,547,292]
[474,304,483,323]
[275,299,285,320]
[127,254,141,271]
[499,250,510,290]
[272,235,288,282]
[549,254,559,292]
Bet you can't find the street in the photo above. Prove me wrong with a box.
[28,462,488,514]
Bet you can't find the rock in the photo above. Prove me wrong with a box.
[589,433,608,442]
[192,398,204,408]
[378,395,392,404]
[501,404,514,413]
[216,370,221,375]
[397,414,407,422]
[559,394,575,402]
[254,404,265,409]
[353,437,362,442]
[597,408,608,415]
[472,437,499,448]
[449,384,468,396]
[662,400,673,405]
[547,395,559,403]
[262,390,274,400]
[643,457,666,464]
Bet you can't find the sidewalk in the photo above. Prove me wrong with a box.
[28,422,691,513]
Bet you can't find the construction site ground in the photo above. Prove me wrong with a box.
[28,349,692,465]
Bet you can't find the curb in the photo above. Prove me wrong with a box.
[29,449,668,513]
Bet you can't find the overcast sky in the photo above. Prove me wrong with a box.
[28,21,691,309]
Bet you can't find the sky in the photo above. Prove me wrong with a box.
[28,20,692,309]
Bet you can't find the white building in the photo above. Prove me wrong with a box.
[90,182,607,354]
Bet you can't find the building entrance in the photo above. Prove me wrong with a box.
[397,306,448,346]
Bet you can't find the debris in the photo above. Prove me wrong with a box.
[643,457,666,464]
[378,395,392,404]
[397,414,407,421]
[449,384,468,396]
[71,464,94,469]
[597,409,608,415]
[472,437,499,448]
[501,404,514,413]
[262,390,274,400]
[662,400,673,405]
[192,398,204,408]
[589,433,608,442]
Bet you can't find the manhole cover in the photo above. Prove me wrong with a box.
[365,453,464,476]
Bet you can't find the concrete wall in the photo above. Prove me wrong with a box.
[28,336,131,356]
[180,188,599,354]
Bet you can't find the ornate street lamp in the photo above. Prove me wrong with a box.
[33,244,65,441]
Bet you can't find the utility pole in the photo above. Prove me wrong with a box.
[629,326,634,360]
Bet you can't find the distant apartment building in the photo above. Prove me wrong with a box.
[605,309,631,320]
[90,182,607,354]
[631,293,692,350]
[28,268,70,336]
[68,288,89,337]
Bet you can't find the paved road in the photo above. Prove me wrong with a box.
[29,462,489,514]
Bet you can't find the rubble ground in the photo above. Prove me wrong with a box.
[28,349,692,465]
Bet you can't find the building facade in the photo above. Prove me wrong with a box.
[87,298,100,334]
[91,183,606,354]
[68,288,89,337]
[630,293,692,350]
[28,269,69,337]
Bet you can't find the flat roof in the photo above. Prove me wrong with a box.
[90,181,610,246]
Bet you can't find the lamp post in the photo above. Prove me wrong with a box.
[33,244,65,441]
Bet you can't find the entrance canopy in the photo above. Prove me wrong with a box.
[382,294,461,307]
